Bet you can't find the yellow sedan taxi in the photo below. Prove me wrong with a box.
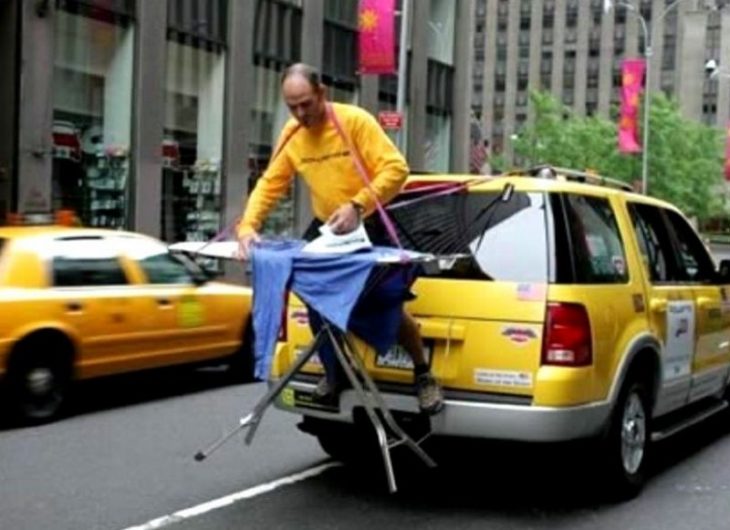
[0,225,253,423]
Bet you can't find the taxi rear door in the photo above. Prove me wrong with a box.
[663,210,730,402]
[627,203,694,416]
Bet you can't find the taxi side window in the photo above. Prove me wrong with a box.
[563,194,628,283]
[628,203,682,283]
[52,238,128,287]
[137,253,194,285]
[664,210,716,283]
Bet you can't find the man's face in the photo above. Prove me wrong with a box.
[282,75,326,128]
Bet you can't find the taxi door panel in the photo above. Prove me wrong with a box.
[663,209,730,402]
[627,203,692,416]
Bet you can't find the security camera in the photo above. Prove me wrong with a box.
[705,59,719,77]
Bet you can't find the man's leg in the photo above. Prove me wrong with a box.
[398,311,444,414]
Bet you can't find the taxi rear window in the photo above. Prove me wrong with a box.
[388,187,550,283]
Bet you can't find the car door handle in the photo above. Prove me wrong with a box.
[157,298,172,307]
[650,299,667,313]
[65,301,83,312]
[697,296,720,310]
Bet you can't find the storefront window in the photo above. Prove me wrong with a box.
[249,65,295,238]
[52,3,135,228]
[425,112,451,172]
[161,38,225,243]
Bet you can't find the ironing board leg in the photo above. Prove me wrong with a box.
[339,331,437,469]
[324,324,437,493]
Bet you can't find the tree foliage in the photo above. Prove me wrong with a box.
[510,91,725,219]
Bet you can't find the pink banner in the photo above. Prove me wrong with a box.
[725,124,730,181]
[618,58,645,154]
[358,0,396,75]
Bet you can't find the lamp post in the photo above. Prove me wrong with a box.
[609,0,693,195]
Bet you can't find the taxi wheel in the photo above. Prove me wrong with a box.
[601,377,651,500]
[8,345,72,424]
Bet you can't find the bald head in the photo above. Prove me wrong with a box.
[281,63,327,128]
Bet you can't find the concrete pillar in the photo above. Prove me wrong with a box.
[481,0,498,144]
[451,0,475,172]
[574,0,590,116]
[0,0,19,217]
[716,11,730,129]
[597,4,616,117]
[502,0,519,162]
[407,0,428,171]
[526,0,544,124]
[551,0,566,103]
[132,0,166,236]
[17,1,55,214]
[677,11,707,120]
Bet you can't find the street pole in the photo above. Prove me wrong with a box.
[614,0,692,195]
[395,0,410,152]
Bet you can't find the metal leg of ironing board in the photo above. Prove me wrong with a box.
[324,325,437,493]
[193,331,329,462]
[241,331,328,446]
[339,331,437,469]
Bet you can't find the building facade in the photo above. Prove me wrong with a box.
[0,0,475,241]
[472,0,730,163]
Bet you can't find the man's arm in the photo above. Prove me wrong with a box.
[236,128,297,238]
[349,110,409,214]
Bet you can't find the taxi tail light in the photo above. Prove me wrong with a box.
[542,302,592,366]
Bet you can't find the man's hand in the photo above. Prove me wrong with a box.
[327,202,362,235]
[237,231,261,260]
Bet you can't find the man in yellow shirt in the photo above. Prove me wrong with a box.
[237,63,443,415]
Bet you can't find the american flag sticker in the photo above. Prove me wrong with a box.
[516,283,547,301]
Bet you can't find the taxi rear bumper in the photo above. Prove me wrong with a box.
[273,379,612,442]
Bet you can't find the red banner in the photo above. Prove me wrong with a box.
[725,124,730,181]
[358,0,396,75]
[618,58,645,154]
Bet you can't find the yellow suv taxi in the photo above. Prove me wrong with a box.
[0,225,254,424]
[272,167,730,498]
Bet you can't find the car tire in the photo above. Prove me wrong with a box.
[7,342,72,424]
[600,376,651,500]
[227,322,256,383]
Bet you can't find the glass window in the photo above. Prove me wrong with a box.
[52,2,135,228]
[428,0,455,64]
[628,203,682,283]
[388,188,550,283]
[664,210,717,283]
[424,113,451,172]
[161,3,227,244]
[51,238,127,287]
[563,194,628,284]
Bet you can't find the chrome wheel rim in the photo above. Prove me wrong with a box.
[621,392,646,475]
[26,367,54,396]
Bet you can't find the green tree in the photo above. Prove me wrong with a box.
[511,91,725,220]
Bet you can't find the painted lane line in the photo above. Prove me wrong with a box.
[119,461,341,530]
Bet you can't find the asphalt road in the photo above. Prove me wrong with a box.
[2,367,730,530]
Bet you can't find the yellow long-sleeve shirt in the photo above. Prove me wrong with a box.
[237,102,409,237]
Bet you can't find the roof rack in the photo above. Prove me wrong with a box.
[506,165,634,192]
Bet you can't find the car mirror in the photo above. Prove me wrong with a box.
[717,259,730,283]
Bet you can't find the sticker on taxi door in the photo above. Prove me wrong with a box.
[178,295,204,327]
[664,301,695,380]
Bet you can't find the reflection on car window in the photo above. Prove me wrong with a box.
[52,238,127,287]
[564,194,628,284]
[388,188,548,282]
[138,253,194,284]
[664,210,716,283]
[628,203,681,283]
[115,237,194,285]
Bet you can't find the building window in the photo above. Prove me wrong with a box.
[52,1,135,228]
[161,0,228,244]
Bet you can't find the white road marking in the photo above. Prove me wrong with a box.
[119,462,341,530]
